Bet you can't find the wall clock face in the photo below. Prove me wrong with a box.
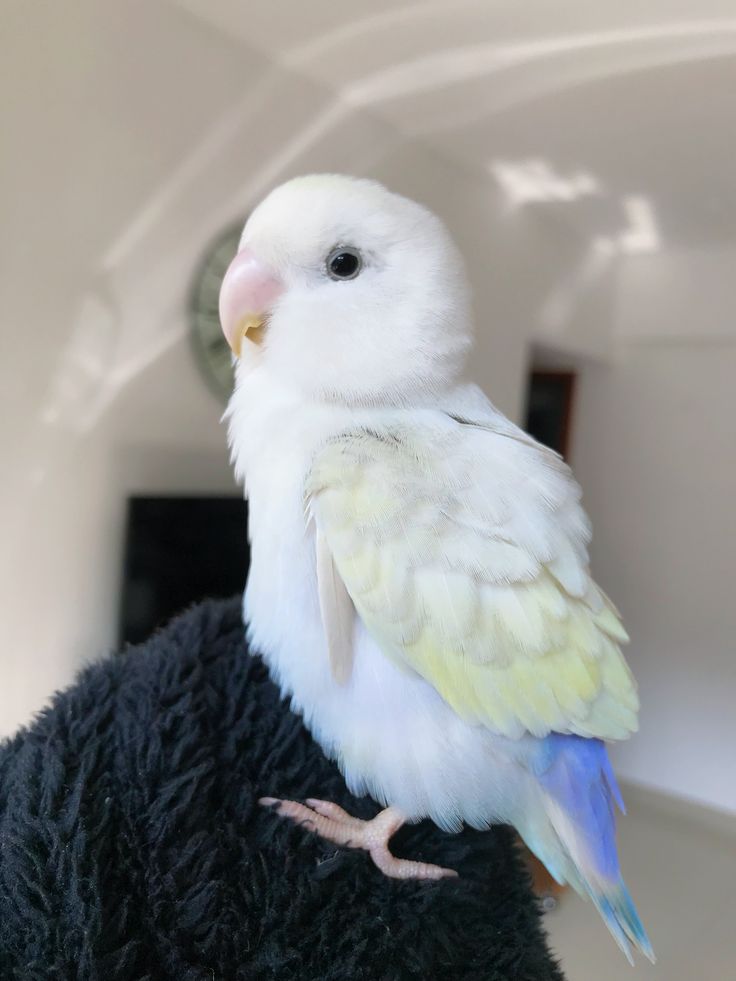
[189,222,244,403]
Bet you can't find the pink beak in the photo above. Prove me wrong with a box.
[219,246,284,355]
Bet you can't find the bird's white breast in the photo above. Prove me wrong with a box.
[229,366,527,830]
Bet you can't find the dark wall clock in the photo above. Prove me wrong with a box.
[189,221,244,403]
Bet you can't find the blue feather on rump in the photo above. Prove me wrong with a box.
[532,733,654,963]
[534,734,623,879]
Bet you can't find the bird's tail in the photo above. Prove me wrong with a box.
[530,734,655,964]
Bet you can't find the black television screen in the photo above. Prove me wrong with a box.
[119,496,249,646]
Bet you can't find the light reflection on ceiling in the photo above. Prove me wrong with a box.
[490,158,602,208]
[595,195,661,256]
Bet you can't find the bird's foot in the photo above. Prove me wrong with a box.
[259,797,458,881]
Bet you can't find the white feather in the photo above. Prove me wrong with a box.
[315,526,355,685]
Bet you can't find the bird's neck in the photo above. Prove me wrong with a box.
[229,361,461,448]
[228,365,388,493]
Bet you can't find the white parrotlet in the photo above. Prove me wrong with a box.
[219,174,653,963]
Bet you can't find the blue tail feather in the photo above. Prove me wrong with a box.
[594,881,655,964]
[533,734,654,963]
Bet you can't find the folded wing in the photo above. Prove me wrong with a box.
[306,414,638,741]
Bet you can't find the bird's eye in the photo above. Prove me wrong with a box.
[326,246,362,281]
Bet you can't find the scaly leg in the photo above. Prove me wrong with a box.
[259,797,458,881]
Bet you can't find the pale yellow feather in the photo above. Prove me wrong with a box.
[307,421,639,741]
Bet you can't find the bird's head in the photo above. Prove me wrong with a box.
[219,174,472,406]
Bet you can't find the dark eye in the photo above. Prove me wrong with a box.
[326,246,362,281]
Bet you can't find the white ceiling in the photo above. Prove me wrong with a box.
[4,0,735,296]
[171,0,736,251]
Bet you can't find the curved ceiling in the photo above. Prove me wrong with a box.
[173,0,736,250]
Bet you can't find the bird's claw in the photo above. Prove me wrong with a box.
[259,797,458,881]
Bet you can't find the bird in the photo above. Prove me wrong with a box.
[219,173,654,963]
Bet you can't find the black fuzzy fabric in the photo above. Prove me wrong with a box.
[0,598,564,981]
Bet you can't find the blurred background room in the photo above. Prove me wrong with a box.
[1,2,735,978]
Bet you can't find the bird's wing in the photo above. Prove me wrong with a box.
[306,413,638,740]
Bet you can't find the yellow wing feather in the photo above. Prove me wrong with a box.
[307,419,638,741]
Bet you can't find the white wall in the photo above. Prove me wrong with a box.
[0,2,583,736]
[572,254,736,814]
[0,0,249,735]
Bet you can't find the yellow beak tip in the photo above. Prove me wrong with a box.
[232,314,265,357]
